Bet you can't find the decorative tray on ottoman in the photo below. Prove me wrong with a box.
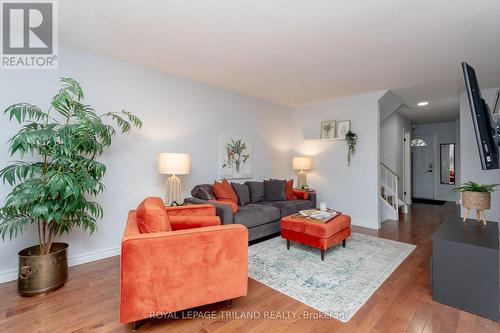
[295,209,341,223]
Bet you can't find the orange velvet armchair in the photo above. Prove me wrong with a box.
[120,198,248,327]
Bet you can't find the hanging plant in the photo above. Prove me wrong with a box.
[345,130,358,166]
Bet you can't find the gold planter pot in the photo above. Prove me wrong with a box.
[18,242,68,296]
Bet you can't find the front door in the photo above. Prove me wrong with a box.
[412,135,434,199]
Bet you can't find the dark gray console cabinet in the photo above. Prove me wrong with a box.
[432,217,499,321]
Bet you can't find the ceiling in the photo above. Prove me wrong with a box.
[60,1,500,121]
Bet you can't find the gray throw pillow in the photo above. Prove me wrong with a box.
[231,182,250,206]
[245,181,265,203]
[191,184,216,201]
[263,179,286,201]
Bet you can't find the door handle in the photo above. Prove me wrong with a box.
[427,170,433,173]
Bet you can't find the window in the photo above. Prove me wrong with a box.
[411,138,427,147]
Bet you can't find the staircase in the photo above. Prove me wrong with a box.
[380,162,408,221]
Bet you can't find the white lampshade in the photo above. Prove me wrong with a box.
[292,157,313,171]
[157,153,190,175]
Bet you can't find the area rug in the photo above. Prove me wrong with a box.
[248,233,416,322]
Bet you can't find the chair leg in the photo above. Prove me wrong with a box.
[286,239,290,250]
[225,299,233,307]
[131,320,143,330]
[342,239,346,248]
[320,249,325,261]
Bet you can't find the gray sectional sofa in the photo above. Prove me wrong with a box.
[185,181,316,241]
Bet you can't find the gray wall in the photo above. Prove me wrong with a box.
[412,121,460,202]
[460,87,500,222]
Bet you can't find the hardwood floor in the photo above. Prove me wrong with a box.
[1,202,499,332]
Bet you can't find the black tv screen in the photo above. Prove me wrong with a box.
[462,62,499,170]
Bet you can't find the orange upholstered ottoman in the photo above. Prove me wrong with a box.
[280,214,352,260]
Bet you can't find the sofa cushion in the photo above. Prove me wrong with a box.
[213,179,238,204]
[263,179,286,201]
[191,184,216,201]
[293,189,309,200]
[285,180,297,200]
[208,199,239,213]
[136,197,172,233]
[231,182,250,206]
[245,181,265,203]
[234,204,280,228]
[260,200,314,218]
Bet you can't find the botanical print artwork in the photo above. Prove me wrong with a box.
[219,137,253,179]
[337,120,351,138]
[320,120,336,139]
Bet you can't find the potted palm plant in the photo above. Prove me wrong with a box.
[0,78,142,295]
[453,181,499,225]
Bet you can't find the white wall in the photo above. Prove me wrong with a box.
[378,90,404,123]
[460,87,500,222]
[0,46,294,282]
[291,90,386,229]
[380,109,411,199]
[412,121,460,202]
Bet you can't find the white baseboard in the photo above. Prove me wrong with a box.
[68,246,120,267]
[0,269,17,284]
[352,218,380,230]
[0,246,120,284]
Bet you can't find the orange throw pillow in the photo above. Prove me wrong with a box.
[213,179,238,204]
[136,197,172,233]
[286,180,297,200]
[208,200,239,213]
[292,189,309,200]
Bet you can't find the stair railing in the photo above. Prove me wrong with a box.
[380,162,400,211]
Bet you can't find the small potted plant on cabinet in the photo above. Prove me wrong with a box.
[453,181,499,225]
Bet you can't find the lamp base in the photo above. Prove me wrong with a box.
[297,170,307,189]
[166,175,182,206]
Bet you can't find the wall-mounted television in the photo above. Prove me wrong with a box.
[461,62,500,170]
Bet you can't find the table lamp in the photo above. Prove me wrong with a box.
[157,153,190,206]
[292,156,312,189]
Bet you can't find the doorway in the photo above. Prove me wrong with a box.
[403,129,411,205]
[411,134,434,199]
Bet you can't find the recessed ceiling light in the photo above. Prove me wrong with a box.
[417,101,429,106]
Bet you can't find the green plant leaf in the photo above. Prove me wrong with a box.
[0,77,142,244]
[4,103,47,124]
[453,181,499,193]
